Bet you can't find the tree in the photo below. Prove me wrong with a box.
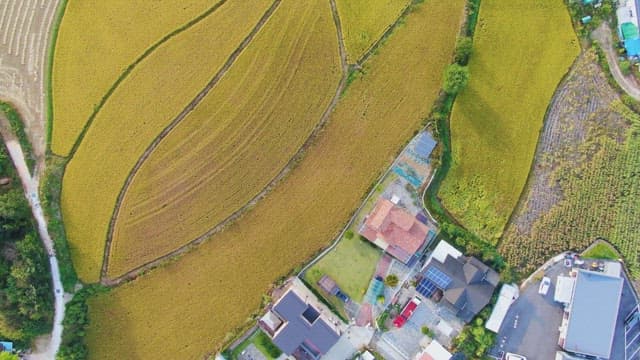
[0,352,19,360]
[384,274,399,287]
[443,64,469,95]
[455,37,473,65]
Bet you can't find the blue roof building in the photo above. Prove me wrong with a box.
[562,269,623,359]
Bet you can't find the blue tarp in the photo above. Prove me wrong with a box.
[413,132,437,159]
[625,38,640,56]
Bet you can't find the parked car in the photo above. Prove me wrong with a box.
[505,353,527,360]
[538,277,551,295]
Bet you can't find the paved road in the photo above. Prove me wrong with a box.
[592,23,640,101]
[0,116,66,359]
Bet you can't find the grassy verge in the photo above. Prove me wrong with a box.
[583,242,619,260]
[44,0,69,147]
[0,102,35,172]
[57,285,108,360]
[40,155,77,291]
[226,330,282,360]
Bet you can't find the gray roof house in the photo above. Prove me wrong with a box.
[562,269,623,359]
[417,251,499,322]
[259,289,340,359]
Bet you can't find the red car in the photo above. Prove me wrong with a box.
[393,297,421,327]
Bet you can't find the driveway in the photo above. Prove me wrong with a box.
[592,22,640,101]
[490,261,568,359]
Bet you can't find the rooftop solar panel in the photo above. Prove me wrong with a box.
[425,266,452,288]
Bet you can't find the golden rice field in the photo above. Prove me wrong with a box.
[438,0,578,243]
[107,0,342,278]
[51,0,217,156]
[86,0,465,358]
[335,0,410,62]
[60,0,273,283]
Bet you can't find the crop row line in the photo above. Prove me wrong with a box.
[101,0,349,286]
[100,0,284,283]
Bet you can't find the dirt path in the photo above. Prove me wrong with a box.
[0,114,67,360]
[102,0,350,285]
[592,23,640,101]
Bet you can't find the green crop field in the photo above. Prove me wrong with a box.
[85,0,465,357]
[438,0,579,243]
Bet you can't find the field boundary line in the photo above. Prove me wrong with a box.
[496,52,583,251]
[100,0,284,281]
[61,0,228,159]
[102,0,349,286]
[353,0,415,68]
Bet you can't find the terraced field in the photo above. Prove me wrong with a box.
[335,0,410,62]
[85,0,465,358]
[438,0,579,242]
[107,0,342,278]
[60,0,274,283]
[51,0,217,155]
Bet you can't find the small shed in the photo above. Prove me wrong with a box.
[0,341,13,352]
[318,275,339,295]
[486,284,519,333]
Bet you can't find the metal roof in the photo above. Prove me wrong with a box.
[564,270,623,358]
[271,290,340,355]
[486,284,519,333]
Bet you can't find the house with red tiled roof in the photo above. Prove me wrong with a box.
[359,198,435,264]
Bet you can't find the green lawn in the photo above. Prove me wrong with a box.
[438,0,579,243]
[305,232,381,303]
[583,243,619,260]
[229,330,281,360]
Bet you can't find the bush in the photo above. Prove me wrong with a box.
[620,59,632,76]
[384,274,399,287]
[421,326,434,337]
[443,64,469,95]
[454,37,473,65]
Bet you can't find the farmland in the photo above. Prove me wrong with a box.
[438,0,579,243]
[51,0,216,156]
[85,0,466,358]
[60,0,274,283]
[107,0,342,278]
[335,0,410,62]
[501,52,640,277]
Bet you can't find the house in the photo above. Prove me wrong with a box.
[415,340,452,360]
[0,341,13,353]
[416,240,499,322]
[617,0,640,56]
[359,198,436,264]
[259,284,340,359]
[558,269,623,359]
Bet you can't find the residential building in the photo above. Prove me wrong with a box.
[415,340,452,360]
[558,269,623,359]
[416,240,499,322]
[259,282,341,360]
[359,198,436,264]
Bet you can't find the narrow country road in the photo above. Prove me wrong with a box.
[592,22,640,101]
[0,115,66,360]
